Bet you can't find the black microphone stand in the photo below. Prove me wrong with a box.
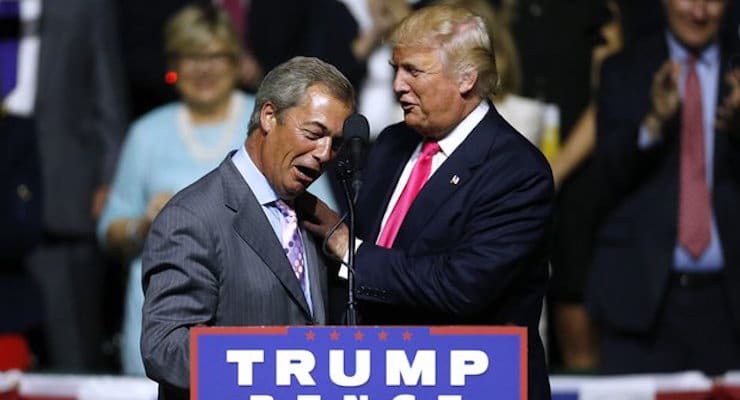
[336,158,358,325]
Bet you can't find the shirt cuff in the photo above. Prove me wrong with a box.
[638,123,661,149]
[338,238,364,280]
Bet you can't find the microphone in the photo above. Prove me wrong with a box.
[336,114,369,326]
[338,114,370,195]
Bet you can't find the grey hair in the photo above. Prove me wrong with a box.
[247,56,356,134]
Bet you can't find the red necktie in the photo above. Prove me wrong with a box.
[677,55,711,259]
[377,141,441,248]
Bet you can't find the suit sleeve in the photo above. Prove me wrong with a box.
[354,165,553,318]
[594,54,677,197]
[140,204,219,389]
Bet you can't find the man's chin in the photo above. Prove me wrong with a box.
[404,118,439,137]
[404,115,423,130]
[284,182,311,200]
[297,177,315,190]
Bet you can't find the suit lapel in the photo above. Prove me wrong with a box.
[220,157,313,320]
[392,108,497,249]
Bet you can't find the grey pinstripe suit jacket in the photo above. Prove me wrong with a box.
[140,154,330,395]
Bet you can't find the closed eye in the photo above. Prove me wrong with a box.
[301,129,342,152]
[302,129,322,140]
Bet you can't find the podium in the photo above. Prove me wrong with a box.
[191,326,527,399]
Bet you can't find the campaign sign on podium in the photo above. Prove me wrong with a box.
[191,326,527,400]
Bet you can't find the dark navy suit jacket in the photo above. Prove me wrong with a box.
[352,104,554,399]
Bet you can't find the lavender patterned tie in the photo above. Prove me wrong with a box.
[274,199,305,287]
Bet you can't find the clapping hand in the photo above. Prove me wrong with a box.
[715,59,740,144]
[645,60,681,139]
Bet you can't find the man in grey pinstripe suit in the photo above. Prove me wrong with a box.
[140,57,354,400]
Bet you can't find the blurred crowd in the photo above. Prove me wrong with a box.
[1,0,739,378]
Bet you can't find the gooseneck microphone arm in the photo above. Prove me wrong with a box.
[335,114,369,326]
[336,160,358,325]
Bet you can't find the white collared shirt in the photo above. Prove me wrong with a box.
[339,101,490,278]
[377,101,490,240]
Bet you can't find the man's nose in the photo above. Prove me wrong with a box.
[393,70,409,94]
[689,1,709,20]
[313,136,333,163]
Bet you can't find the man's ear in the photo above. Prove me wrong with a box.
[458,67,478,95]
[259,102,278,134]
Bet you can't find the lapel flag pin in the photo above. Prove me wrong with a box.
[450,175,460,185]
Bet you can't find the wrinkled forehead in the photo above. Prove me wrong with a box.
[391,43,448,67]
[298,88,352,134]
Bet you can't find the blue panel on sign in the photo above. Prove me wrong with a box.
[192,326,526,400]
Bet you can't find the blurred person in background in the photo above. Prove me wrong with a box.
[588,0,740,374]
[116,0,262,120]
[98,4,254,375]
[1,0,127,372]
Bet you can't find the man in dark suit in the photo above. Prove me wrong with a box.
[588,0,740,375]
[140,57,354,400]
[1,0,127,371]
[301,5,553,399]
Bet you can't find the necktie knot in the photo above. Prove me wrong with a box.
[687,54,698,68]
[421,141,441,158]
[274,199,296,224]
